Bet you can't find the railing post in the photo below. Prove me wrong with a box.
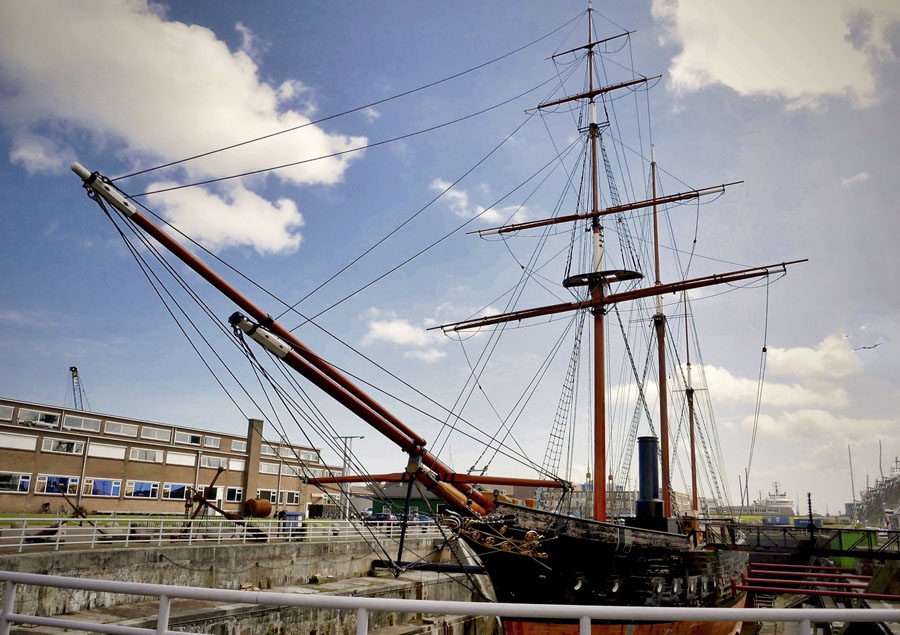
[17,521,26,553]
[0,580,15,635]
[54,522,62,551]
[356,607,368,635]
[90,519,98,549]
[157,594,170,635]
[580,615,591,635]
[798,618,811,635]
[158,520,164,546]
[217,520,223,544]
[125,521,131,548]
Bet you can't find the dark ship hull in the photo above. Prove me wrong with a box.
[461,502,747,634]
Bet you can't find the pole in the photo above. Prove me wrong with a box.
[586,0,608,524]
[335,435,363,519]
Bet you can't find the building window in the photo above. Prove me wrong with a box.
[279,491,300,505]
[125,480,159,499]
[0,472,31,493]
[204,436,220,448]
[82,478,121,497]
[260,444,278,456]
[141,427,171,442]
[279,447,296,458]
[17,408,60,429]
[162,483,190,500]
[129,447,163,463]
[165,451,195,466]
[0,405,13,421]
[174,431,201,446]
[200,455,228,469]
[225,487,243,502]
[300,450,319,463]
[88,443,126,460]
[41,437,85,455]
[0,431,38,451]
[228,459,245,472]
[259,462,279,475]
[308,468,324,477]
[231,440,247,452]
[35,474,79,495]
[105,421,138,437]
[281,464,302,477]
[257,489,277,503]
[63,415,101,432]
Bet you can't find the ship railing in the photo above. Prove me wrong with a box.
[704,522,900,558]
[2,571,899,635]
[0,517,443,553]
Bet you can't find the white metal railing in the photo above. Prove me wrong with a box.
[1,571,899,635]
[0,517,442,552]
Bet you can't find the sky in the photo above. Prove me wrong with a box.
[0,0,898,516]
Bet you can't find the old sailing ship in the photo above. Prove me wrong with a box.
[70,6,803,634]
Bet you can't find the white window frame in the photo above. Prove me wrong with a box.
[41,437,85,455]
[0,405,13,421]
[129,447,164,463]
[281,464,302,477]
[199,455,228,469]
[81,477,121,498]
[231,440,247,452]
[16,408,60,429]
[228,458,245,472]
[63,415,101,433]
[225,486,243,502]
[141,427,171,442]
[35,474,79,495]
[259,462,279,475]
[280,490,300,505]
[124,480,159,499]
[0,471,31,493]
[300,450,319,462]
[257,489,277,503]
[105,421,138,437]
[260,444,278,456]
[162,482,191,500]
[174,431,202,446]
[203,436,220,449]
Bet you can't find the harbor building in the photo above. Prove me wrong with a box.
[0,397,342,515]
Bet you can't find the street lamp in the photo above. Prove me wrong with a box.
[335,435,364,519]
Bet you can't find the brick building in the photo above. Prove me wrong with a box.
[0,397,341,516]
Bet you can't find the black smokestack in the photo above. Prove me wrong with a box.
[635,436,663,519]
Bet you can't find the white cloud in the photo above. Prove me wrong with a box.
[841,171,871,187]
[429,178,528,225]
[149,182,303,254]
[404,349,447,363]
[362,315,447,363]
[9,132,75,175]
[0,0,366,253]
[767,332,863,378]
[361,107,381,122]
[652,0,900,109]
[741,409,895,440]
[698,364,850,408]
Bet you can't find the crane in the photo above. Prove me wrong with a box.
[69,366,85,411]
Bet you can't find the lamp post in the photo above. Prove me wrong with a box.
[335,435,364,519]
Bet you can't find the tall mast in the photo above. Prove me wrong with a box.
[685,294,698,513]
[651,150,672,517]
[587,1,607,523]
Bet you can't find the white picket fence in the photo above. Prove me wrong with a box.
[0,517,442,552]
